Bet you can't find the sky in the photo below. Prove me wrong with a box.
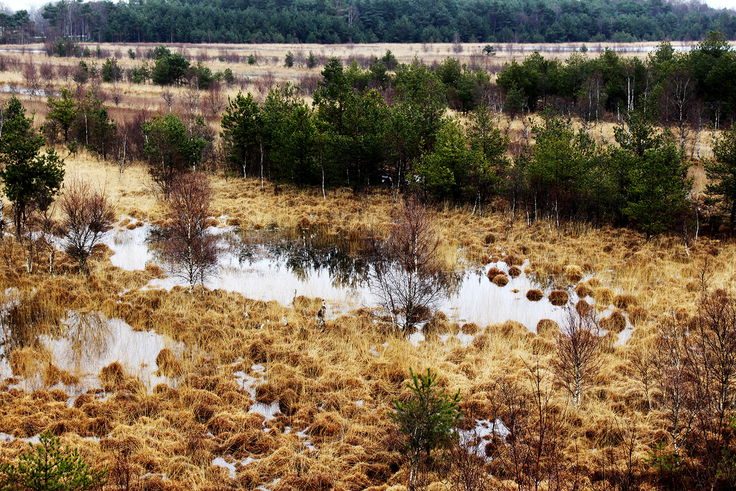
[707,0,736,10]
[2,0,735,19]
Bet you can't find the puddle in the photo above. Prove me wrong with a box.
[103,218,155,271]
[32,311,185,393]
[234,367,281,422]
[459,418,510,459]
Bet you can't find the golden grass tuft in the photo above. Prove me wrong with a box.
[564,265,583,283]
[155,349,183,377]
[100,362,127,391]
[508,265,522,278]
[504,254,524,267]
[43,364,79,387]
[220,430,277,456]
[461,323,480,335]
[575,299,592,316]
[495,320,531,342]
[601,311,627,334]
[10,347,48,378]
[536,319,559,337]
[526,289,544,301]
[586,277,602,288]
[424,312,451,336]
[492,274,509,287]
[308,412,347,440]
[629,306,649,326]
[613,293,639,310]
[575,282,592,298]
[592,287,614,306]
[548,290,569,306]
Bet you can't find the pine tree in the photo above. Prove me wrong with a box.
[392,367,462,489]
[0,96,64,239]
[0,430,107,491]
[706,125,736,228]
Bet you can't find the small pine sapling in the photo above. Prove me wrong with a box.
[0,430,107,491]
[392,367,462,489]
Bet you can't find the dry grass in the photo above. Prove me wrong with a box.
[0,43,734,490]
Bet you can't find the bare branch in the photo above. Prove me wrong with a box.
[59,179,115,272]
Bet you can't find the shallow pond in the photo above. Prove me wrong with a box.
[104,218,589,333]
[0,307,183,394]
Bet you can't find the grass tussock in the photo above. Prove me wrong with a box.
[548,290,569,306]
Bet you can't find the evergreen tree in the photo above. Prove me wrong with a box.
[220,91,262,179]
[0,96,64,239]
[614,115,690,239]
[46,87,77,143]
[143,113,207,195]
[706,125,736,228]
[0,430,107,491]
[392,367,461,488]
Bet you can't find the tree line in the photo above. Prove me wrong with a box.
[24,36,736,239]
[497,32,736,134]
[31,0,736,45]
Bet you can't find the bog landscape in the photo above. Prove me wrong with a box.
[1,1,736,490]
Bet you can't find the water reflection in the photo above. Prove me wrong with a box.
[234,226,465,294]
[237,228,372,289]
[108,221,577,330]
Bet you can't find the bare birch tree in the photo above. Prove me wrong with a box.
[161,172,218,292]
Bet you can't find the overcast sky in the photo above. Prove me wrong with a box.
[707,0,736,10]
[2,0,735,22]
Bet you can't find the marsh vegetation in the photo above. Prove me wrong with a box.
[0,38,735,491]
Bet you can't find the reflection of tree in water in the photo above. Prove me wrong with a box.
[236,226,463,295]
[237,228,372,288]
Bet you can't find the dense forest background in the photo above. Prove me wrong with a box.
[3,0,736,45]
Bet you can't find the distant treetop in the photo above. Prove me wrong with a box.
[25,0,736,45]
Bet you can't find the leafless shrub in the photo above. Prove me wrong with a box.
[112,120,131,180]
[57,64,72,82]
[685,289,736,482]
[490,362,567,491]
[346,54,370,68]
[59,179,115,271]
[369,199,449,334]
[298,73,321,95]
[110,83,123,106]
[161,88,174,113]
[39,61,54,80]
[653,315,695,456]
[628,340,656,412]
[6,56,21,72]
[203,81,225,119]
[160,172,218,292]
[255,72,276,95]
[452,33,464,53]
[72,63,89,85]
[23,62,40,95]
[591,418,640,491]
[553,306,601,408]
[108,445,139,491]
[448,431,491,491]
[123,110,149,162]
